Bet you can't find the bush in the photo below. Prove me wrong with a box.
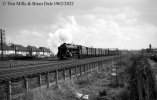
[114,88,130,100]
[126,56,157,100]
[20,81,78,100]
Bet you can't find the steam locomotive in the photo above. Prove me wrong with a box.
[57,43,120,60]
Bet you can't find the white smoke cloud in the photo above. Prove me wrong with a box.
[47,7,157,54]
[47,16,78,54]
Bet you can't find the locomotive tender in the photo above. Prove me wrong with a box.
[57,43,119,60]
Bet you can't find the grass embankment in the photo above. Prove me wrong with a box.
[15,59,128,100]
[114,55,157,100]
[16,56,157,100]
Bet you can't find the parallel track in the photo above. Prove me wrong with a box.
[0,56,120,82]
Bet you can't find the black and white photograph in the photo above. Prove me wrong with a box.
[0,0,157,100]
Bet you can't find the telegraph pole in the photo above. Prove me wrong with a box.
[0,29,5,61]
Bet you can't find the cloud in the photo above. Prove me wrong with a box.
[7,30,48,48]
[6,6,157,54]
[47,7,157,54]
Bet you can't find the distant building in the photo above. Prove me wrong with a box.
[10,44,28,56]
[0,44,15,56]
[27,45,40,57]
[144,44,157,53]
[39,47,52,57]
[120,49,129,55]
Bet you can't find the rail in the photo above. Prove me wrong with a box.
[0,55,127,100]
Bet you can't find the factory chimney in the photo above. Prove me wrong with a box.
[149,44,151,50]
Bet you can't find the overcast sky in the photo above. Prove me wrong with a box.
[0,0,157,54]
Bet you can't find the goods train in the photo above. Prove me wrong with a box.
[57,43,120,60]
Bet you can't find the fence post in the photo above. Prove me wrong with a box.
[63,69,66,80]
[101,61,102,66]
[55,70,58,85]
[108,59,110,65]
[88,64,90,73]
[7,80,11,100]
[84,65,86,74]
[98,61,99,67]
[80,66,82,76]
[95,62,96,67]
[69,68,72,79]
[104,60,105,65]
[10,64,12,70]
[46,72,49,88]
[89,64,91,72]
[75,66,77,77]
[87,64,89,73]
[24,77,28,91]
[110,65,113,86]
[90,63,94,72]
[116,66,118,87]
[38,74,41,87]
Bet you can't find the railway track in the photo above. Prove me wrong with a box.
[0,56,120,82]
[0,57,105,70]
[0,60,73,72]
[0,60,78,81]
[0,55,126,100]
[0,60,59,70]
